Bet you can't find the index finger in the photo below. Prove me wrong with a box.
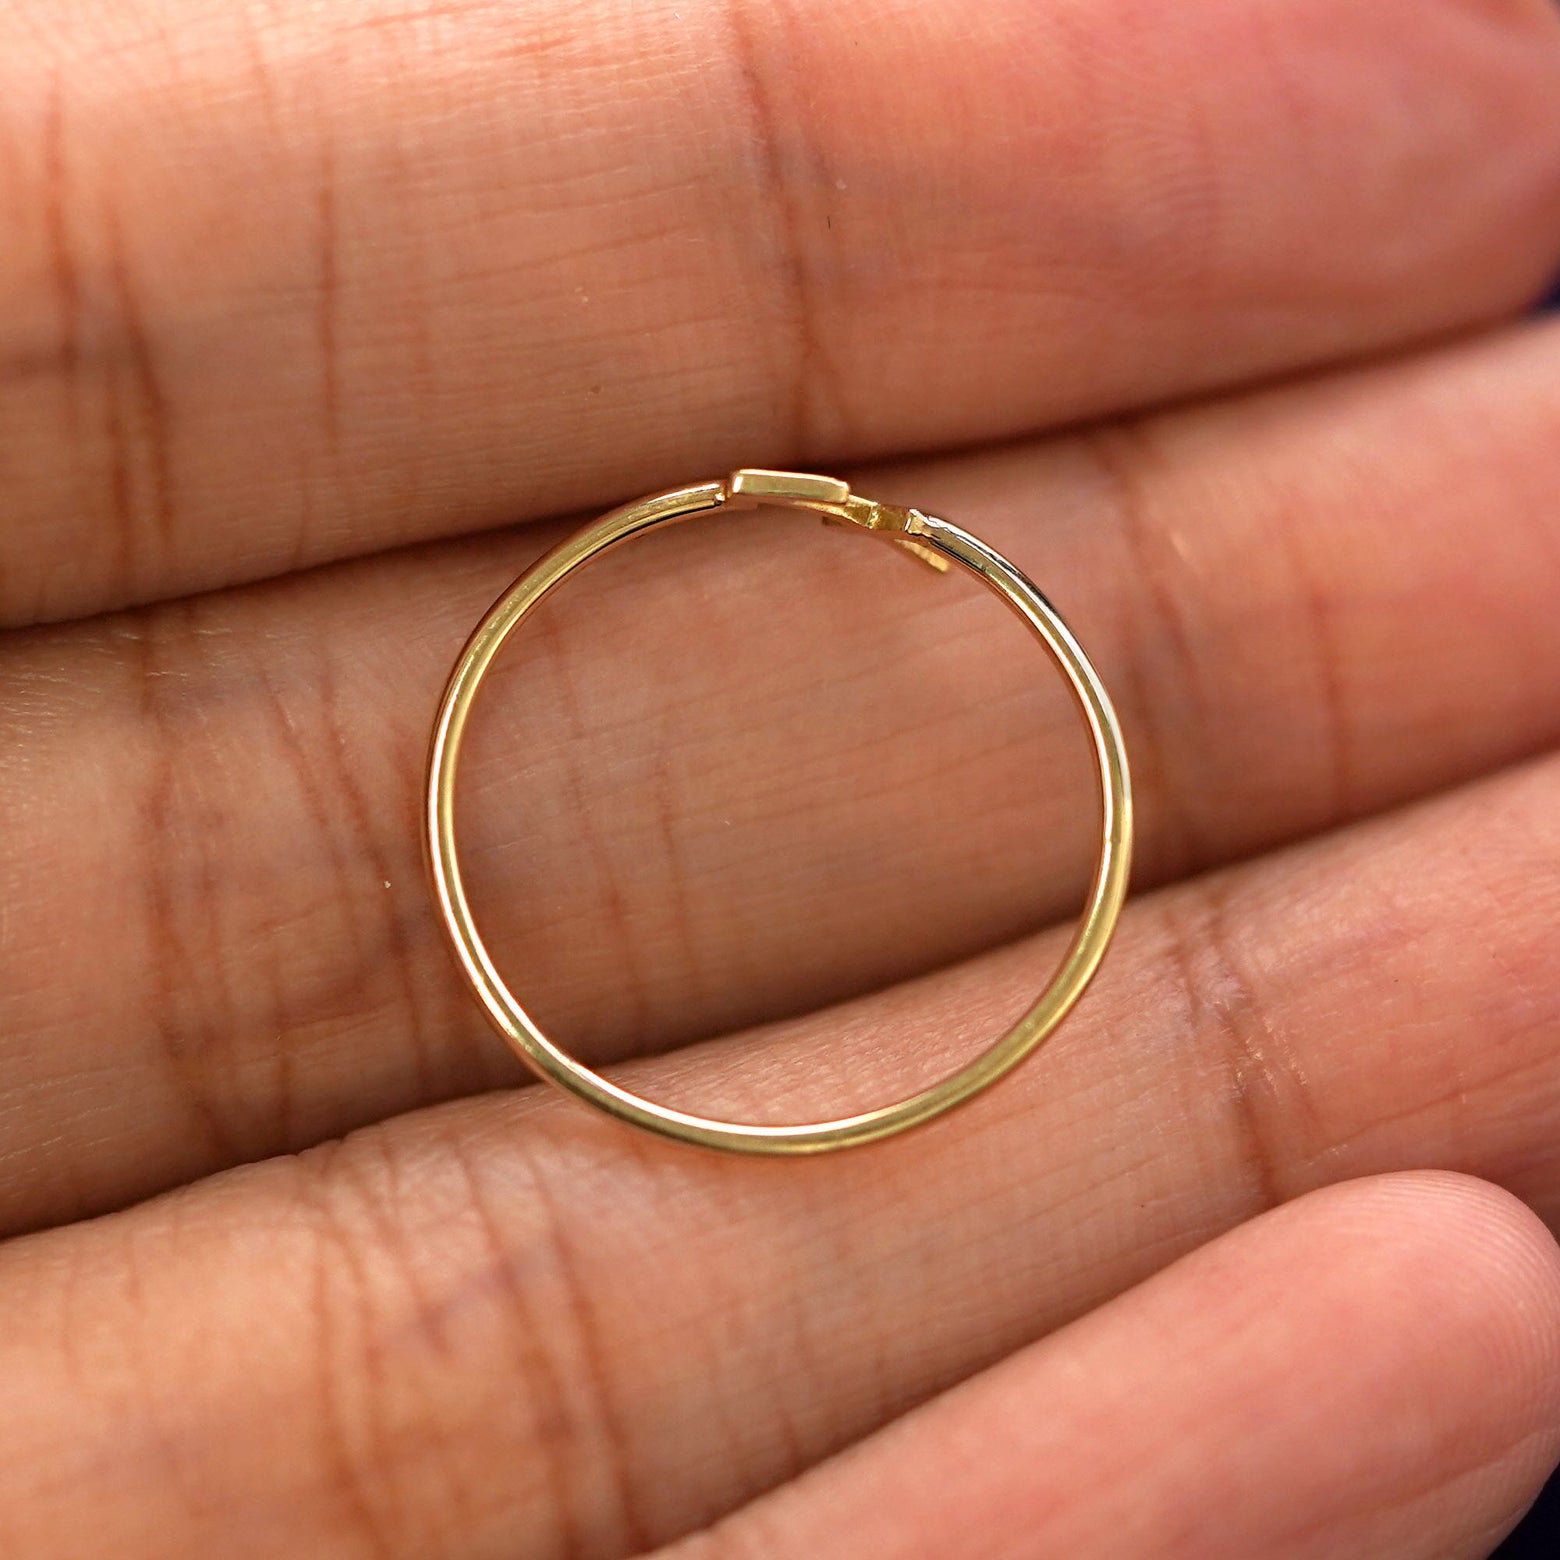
[1,0,1557,622]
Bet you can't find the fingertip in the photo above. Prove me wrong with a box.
[1280,1171,1560,1527]
[1305,1170,1560,1364]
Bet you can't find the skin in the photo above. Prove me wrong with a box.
[0,0,1559,1556]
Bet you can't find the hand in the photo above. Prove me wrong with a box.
[3,2,1560,1556]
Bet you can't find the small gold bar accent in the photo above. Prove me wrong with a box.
[727,469,851,507]
[725,468,949,573]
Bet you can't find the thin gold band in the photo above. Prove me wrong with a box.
[425,469,1133,1154]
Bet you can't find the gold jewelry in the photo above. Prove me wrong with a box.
[426,470,1132,1155]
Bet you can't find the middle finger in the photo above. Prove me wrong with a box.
[0,322,1558,1233]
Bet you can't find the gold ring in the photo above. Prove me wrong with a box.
[425,469,1133,1155]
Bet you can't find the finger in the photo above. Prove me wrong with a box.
[3,0,1559,622]
[667,1175,1560,1560]
[1,753,1559,1559]
[5,321,1560,1234]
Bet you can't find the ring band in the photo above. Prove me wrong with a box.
[425,469,1133,1155]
